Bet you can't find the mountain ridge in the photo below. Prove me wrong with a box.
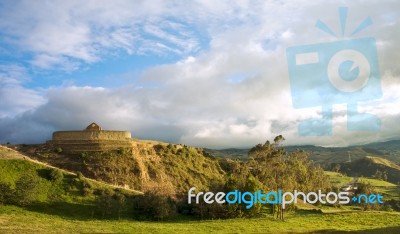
[205,140,400,164]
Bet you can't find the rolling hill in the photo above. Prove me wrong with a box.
[0,145,143,219]
[11,140,225,195]
[339,156,400,184]
[205,140,400,165]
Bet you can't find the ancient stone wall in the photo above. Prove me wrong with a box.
[48,123,133,152]
[53,131,131,141]
[48,140,133,152]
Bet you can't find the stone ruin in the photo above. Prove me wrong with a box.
[47,122,132,152]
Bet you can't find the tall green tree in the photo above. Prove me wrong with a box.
[247,136,331,220]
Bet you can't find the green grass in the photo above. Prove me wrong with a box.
[324,171,353,187]
[1,152,399,233]
[0,205,399,233]
[365,156,400,170]
[20,143,225,195]
[0,159,142,220]
[0,159,42,186]
[359,177,400,200]
[359,177,398,187]
[324,171,400,201]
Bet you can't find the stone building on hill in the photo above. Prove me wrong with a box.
[48,122,132,152]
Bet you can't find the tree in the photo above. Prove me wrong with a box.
[113,191,126,220]
[14,173,40,206]
[355,182,381,210]
[243,176,262,217]
[247,136,331,220]
[383,171,388,181]
[134,182,176,220]
[374,170,383,180]
[138,191,176,220]
[333,164,341,173]
[95,189,115,218]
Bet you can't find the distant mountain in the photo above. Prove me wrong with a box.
[289,140,400,165]
[204,148,249,160]
[205,140,400,165]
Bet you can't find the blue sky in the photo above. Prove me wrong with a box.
[0,0,399,148]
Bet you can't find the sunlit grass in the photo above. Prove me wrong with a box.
[1,206,399,233]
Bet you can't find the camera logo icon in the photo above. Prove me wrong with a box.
[286,7,381,136]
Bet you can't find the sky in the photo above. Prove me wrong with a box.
[0,0,399,149]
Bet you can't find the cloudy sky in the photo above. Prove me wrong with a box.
[0,0,399,148]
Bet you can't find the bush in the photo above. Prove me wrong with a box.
[94,189,128,219]
[95,189,115,218]
[55,147,63,153]
[49,169,64,183]
[76,172,84,180]
[0,182,13,205]
[14,173,40,206]
[47,184,64,202]
[80,152,88,159]
[135,191,176,220]
[132,182,177,220]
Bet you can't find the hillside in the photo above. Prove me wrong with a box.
[0,155,141,219]
[1,140,399,224]
[339,156,400,184]
[204,148,249,160]
[205,140,400,165]
[324,171,400,201]
[289,142,400,165]
[13,140,225,195]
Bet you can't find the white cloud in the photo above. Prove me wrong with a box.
[0,1,400,148]
[0,65,45,117]
[0,0,206,70]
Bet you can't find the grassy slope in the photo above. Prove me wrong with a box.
[0,144,143,193]
[1,145,399,233]
[16,141,225,194]
[365,156,400,170]
[1,206,399,233]
[339,156,400,185]
[325,171,400,201]
[0,158,132,193]
[359,177,400,200]
[0,158,142,219]
[324,171,353,187]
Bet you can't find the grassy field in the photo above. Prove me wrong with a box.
[325,171,400,201]
[359,177,400,200]
[1,149,399,233]
[0,205,399,233]
[324,171,353,187]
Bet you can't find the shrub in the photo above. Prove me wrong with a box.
[14,173,40,206]
[47,184,64,202]
[95,189,115,218]
[55,147,63,153]
[49,169,64,183]
[0,182,13,205]
[135,191,176,220]
[133,182,177,220]
[76,172,84,180]
[94,189,128,219]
